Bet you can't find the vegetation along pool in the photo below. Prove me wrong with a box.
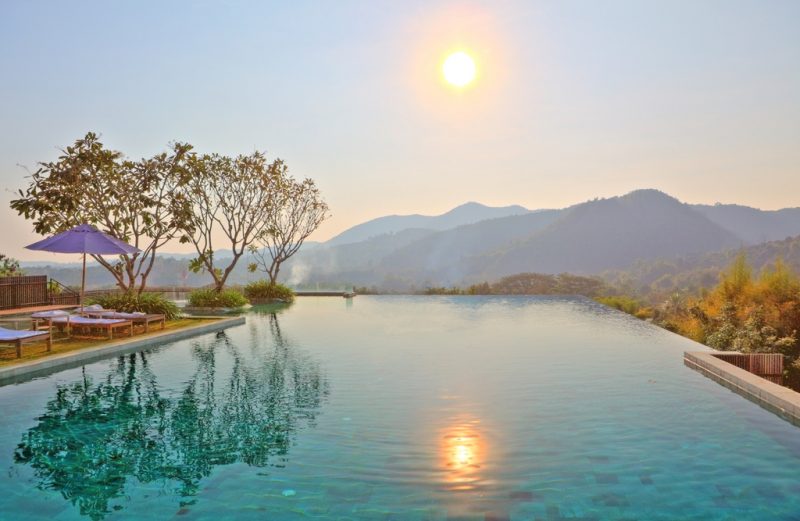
[1,296,799,520]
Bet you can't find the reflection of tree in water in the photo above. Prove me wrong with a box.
[14,314,328,520]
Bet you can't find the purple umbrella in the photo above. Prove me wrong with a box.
[26,224,140,310]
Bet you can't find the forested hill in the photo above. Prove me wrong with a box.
[287,190,749,288]
[467,190,742,278]
[601,234,800,300]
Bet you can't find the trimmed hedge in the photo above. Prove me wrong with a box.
[243,280,295,303]
[86,292,181,321]
[188,288,248,308]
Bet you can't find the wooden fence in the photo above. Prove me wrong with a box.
[0,276,49,309]
[713,352,784,384]
[0,276,80,310]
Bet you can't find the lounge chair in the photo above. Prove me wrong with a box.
[94,312,166,333]
[50,316,133,340]
[30,310,71,340]
[0,327,51,358]
[30,310,70,321]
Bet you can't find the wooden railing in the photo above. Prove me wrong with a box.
[713,352,784,384]
[49,279,81,306]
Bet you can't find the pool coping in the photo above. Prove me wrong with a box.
[0,316,246,385]
[684,350,800,425]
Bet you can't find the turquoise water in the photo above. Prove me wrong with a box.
[1,296,800,520]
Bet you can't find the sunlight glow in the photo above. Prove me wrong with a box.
[452,437,475,466]
[440,419,485,491]
[442,52,476,88]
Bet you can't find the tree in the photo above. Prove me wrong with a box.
[731,307,796,354]
[0,254,22,277]
[179,152,280,291]
[248,174,329,284]
[759,258,799,298]
[706,301,739,350]
[10,133,192,294]
[716,251,753,304]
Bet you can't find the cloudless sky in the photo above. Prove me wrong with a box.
[1,0,798,260]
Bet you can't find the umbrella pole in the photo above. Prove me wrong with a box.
[81,252,86,313]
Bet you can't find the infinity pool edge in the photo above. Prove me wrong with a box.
[685,350,800,426]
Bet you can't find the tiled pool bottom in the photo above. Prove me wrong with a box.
[1,296,800,520]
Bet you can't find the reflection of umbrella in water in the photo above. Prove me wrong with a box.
[25,224,140,310]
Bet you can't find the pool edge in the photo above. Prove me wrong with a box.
[0,316,246,385]
[684,350,800,426]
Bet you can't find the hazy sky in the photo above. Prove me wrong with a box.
[2,0,798,261]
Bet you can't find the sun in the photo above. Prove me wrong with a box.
[442,51,476,88]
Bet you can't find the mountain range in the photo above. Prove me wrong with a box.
[283,189,800,289]
[325,201,531,246]
[21,189,800,291]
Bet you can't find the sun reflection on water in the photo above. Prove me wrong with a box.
[440,418,485,491]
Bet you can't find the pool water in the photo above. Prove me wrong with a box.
[1,296,800,520]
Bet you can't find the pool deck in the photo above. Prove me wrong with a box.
[0,315,246,385]
[685,350,800,425]
[0,304,77,317]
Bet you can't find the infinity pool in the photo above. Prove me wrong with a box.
[1,296,800,520]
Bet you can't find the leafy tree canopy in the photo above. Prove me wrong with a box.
[10,132,192,293]
[0,253,22,277]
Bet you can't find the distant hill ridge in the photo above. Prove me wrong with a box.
[691,203,800,244]
[469,189,743,277]
[283,189,800,289]
[20,190,800,292]
[325,201,531,246]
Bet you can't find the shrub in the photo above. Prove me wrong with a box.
[353,286,380,295]
[243,280,295,303]
[86,292,181,320]
[47,280,62,295]
[188,288,248,308]
[596,295,644,316]
[423,287,464,295]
